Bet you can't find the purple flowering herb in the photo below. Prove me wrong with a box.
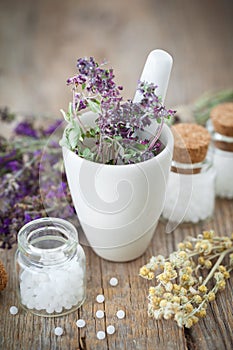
[15,121,38,138]
[24,213,32,223]
[0,116,76,249]
[60,57,175,165]
[6,160,21,172]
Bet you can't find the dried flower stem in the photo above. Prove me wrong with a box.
[139,230,233,328]
[72,89,86,131]
[148,119,164,151]
[203,247,233,286]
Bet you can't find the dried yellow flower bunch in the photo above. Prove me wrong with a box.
[139,230,233,328]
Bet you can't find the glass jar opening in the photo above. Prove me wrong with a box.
[18,218,78,265]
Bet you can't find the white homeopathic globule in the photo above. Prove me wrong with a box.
[109,277,118,287]
[76,319,86,328]
[107,325,115,335]
[97,331,106,340]
[116,310,125,319]
[54,327,63,336]
[96,294,105,303]
[96,310,104,319]
[9,306,18,315]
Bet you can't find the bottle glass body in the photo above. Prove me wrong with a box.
[162,157,215,225]
[210,127,233,199]
[15,217,86,317]
[213,147,233,198]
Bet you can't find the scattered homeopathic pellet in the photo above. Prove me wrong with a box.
[116,310,125,319]
[109,277,118,286]
[107,325,115,335]
[96,310,104,319]
[97,331,106,340]
[54,327,63,336]
[76,319,86,328]
[9,306,18,315]
[96,294,105,303]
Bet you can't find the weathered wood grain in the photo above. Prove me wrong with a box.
[0,199,233,350]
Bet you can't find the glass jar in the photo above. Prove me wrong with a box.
[162,156,216,225]
[208,124,233,198]
[15,217,86,317]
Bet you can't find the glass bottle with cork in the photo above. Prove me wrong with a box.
[162,123,215,226]
[208,103,233,199]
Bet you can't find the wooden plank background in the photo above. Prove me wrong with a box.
[0,199,233,349]
[0,0,233,349]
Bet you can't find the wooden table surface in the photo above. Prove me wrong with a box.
[1,0,233,349]
[0,199,233,350]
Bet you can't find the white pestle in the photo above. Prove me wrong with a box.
[133,49,173,103]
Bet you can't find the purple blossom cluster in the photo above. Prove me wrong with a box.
[67,57,122,113]
[15,121,38,138]
[0,114,75,249]
[98,101,148,139]
[14,119,63,138]
[63,57,175,164]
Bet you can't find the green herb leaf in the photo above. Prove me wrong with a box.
[87,99,101,114]
[60,109,71,123]
[82,148,94,161]
[114,136,123,141]
[134,143,148,151]
[59,125,71,148]
[68,128,79,150]
[61,120,82,150]
[89,128,97,137]
[68,102,73,116]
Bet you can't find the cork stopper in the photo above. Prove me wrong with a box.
[171,123,211,174]
[0,260,8,291]
[210,102,233,136]
[210,102,233,151]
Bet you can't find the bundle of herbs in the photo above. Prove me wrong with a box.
[60,57,175,164]
[140,230,233,328]
[0,108,75,248]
